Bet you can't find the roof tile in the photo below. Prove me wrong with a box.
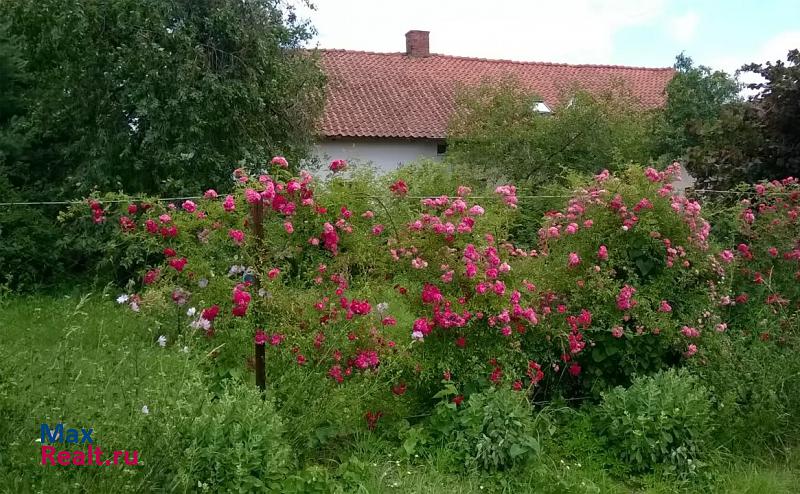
[319,50,674,139]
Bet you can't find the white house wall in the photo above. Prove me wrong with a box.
[315,138,442,172]
[314,138,697,193]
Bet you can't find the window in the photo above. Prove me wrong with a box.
[532,101,552,114]
[437,142,448,155]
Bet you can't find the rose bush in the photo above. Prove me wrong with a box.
[718,177,800,339]
[68,159,799,433]
[516,164,732,393]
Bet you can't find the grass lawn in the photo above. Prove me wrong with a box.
[1,292,799,493]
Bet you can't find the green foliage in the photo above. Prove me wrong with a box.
[0,0,324,197]
[0,179,64,289]
[428,385,540,472]
[446,79,656,186]
[0,22,26,128]
[695,334,800,452]
[458,387,540,471]
[685,50,800,190]
[4,294,800,492]
[653,53,741,160]
[0,0,324,291]
[175,386,292,492]
[742,49,800,180]
[685,101,768,191]
[598,369,713,477]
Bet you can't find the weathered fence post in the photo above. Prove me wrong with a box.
[254,339,266,393]
[249,200,267,395]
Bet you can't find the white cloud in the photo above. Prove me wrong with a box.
[291,0,667,64]
[667,11,699,44]
[710,30,800,74]
[753,30,800,64]
[708,30,800,97]
[743,31,800,95]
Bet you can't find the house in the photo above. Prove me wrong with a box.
[316,30,675,171]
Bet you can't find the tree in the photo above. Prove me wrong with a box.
[743,49,800,178]
[685,50,800,190]
[653,53,741,160]
[0,23,27,163]
[684,101,767,190]
[0,0,325,196]
[0,0,325,289]
[1,24,62,289]
[446,78,656,186]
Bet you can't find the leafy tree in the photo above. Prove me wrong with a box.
[0,0,324,289]
[685,50,800,190]
[653,53,741,160]
[743,49,800,178]
[0,23,27,163]
[446,78,655,186]
[0,24,53,290]
[446,79,544,183]
[684,102,767,190]
[0,0,325,196]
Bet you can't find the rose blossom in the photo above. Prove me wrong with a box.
[271,156,289,168]
[329,159,347,172]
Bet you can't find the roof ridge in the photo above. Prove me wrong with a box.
[315,48,674,72]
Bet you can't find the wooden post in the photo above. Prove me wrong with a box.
[255,341,266,392]
[249,200,264,243]
[249,201,266,396]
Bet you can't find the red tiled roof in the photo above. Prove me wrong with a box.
[319,49,675,139]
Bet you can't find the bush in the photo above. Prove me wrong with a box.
[174,385,292,492]
[597,369,712,477]
[718,178,800,337]
[428,384,540,471]
[66,158,799,441]
[693,334,800,452]
[519,164,728,394]
[446,79,657,187]
[0,203,63,289]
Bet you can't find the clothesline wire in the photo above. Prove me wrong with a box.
[0,188,791,207]
[0,196,205,206]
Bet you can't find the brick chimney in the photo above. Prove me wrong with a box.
[405,30,430,57]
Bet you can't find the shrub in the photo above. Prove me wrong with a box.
[446,79,657,187]
[0,201,63,289]
[692,333,800,451]
[68,158,797,434]
[519,164,728,394]
[458,387,540,471]
[719,177,800,337]
[597,369,712,477]
[174,385,292,491]
[429,384,540,471]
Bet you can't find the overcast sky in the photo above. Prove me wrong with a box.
[292,0,799,76]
